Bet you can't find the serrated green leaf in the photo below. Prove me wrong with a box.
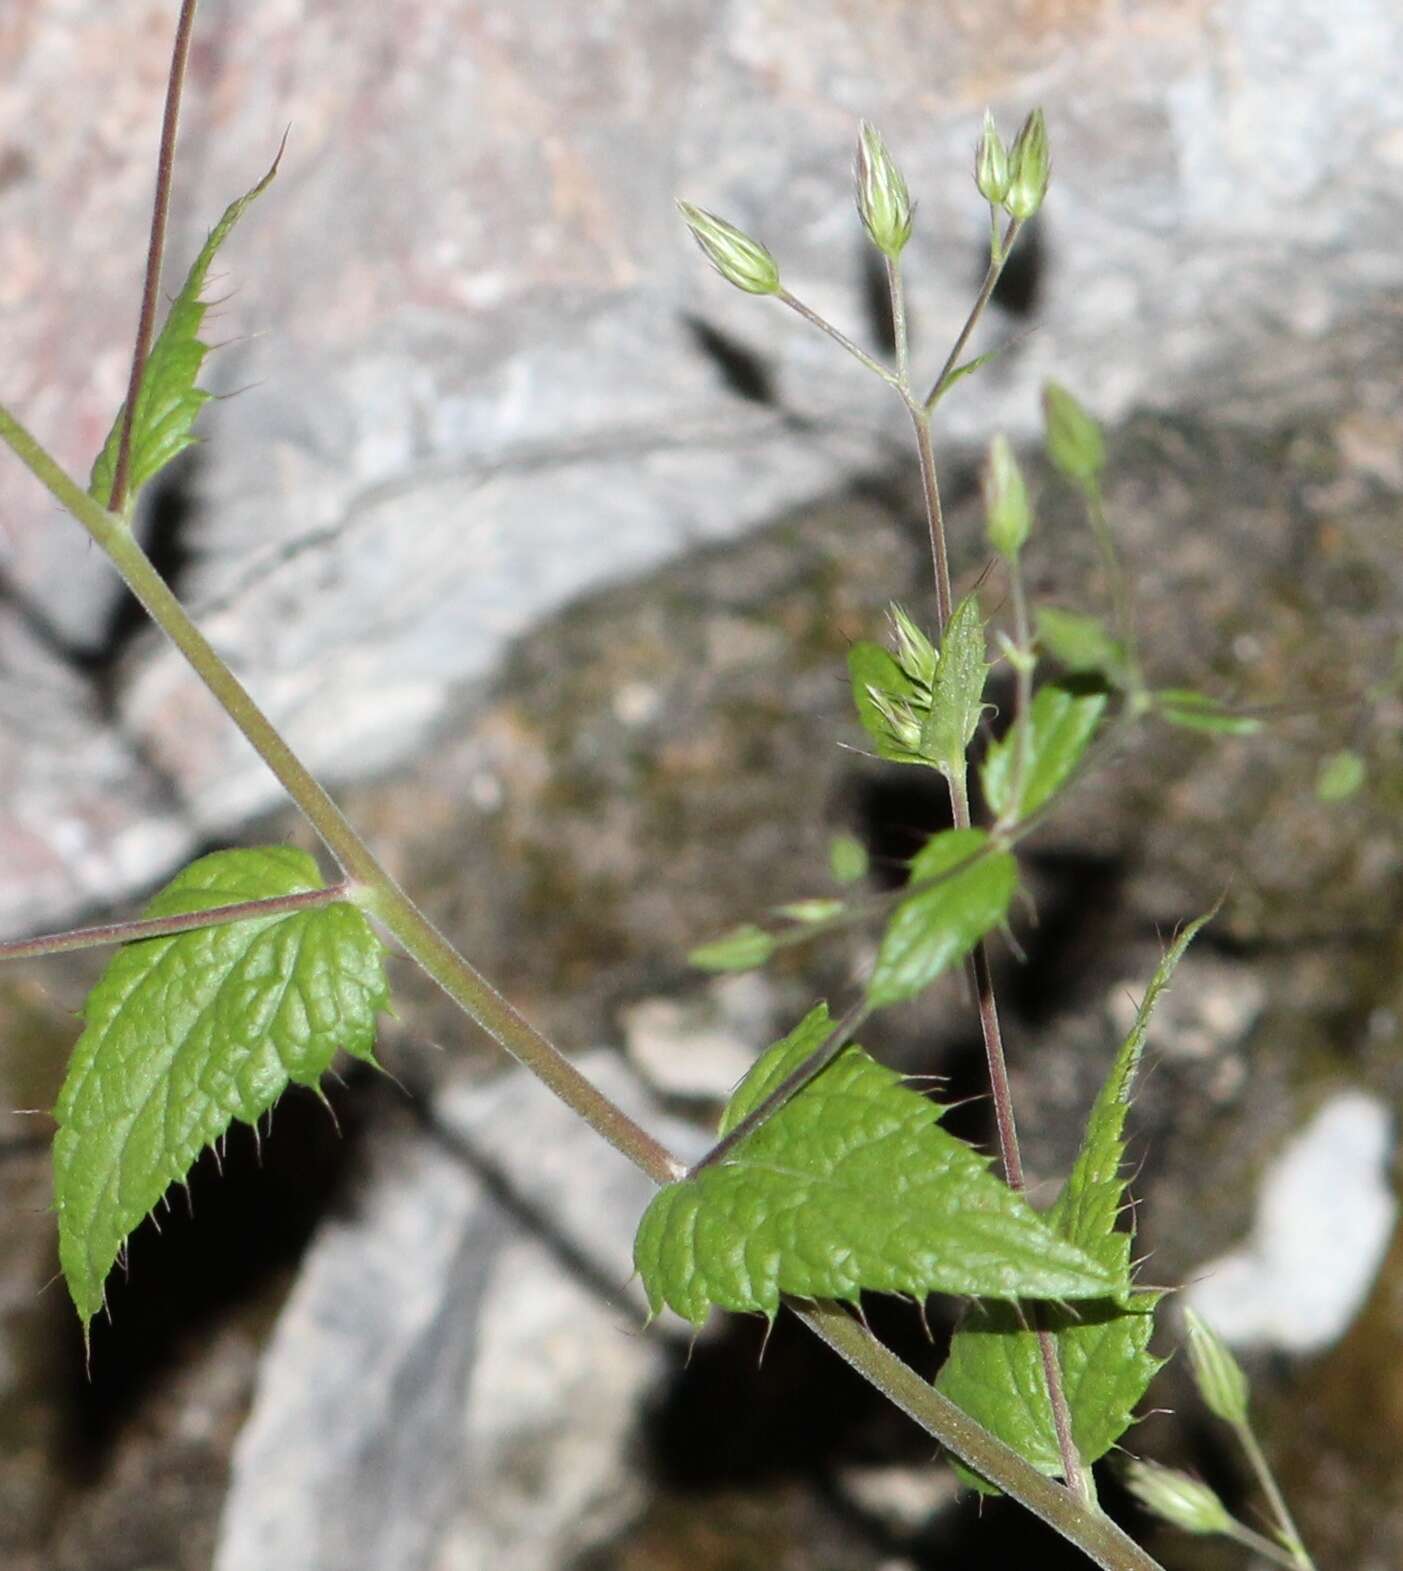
[688,923,776,972]
[938,1295,1164,1493]
[1051,911,1210,1255]
[1035,607,1127,684]
[867,829,1016,1008]
[919,593,990,780]
[89,151,281,509]
[936,914,1212,1489]
[53,846,387,1330]
[1154,689,1262,736]
[634,1005,1123,1326]
[982,681,1107,823]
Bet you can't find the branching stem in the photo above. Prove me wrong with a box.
[896,251,1089,1499]
[1234,1420,1317,1571]
[923,214,1023,412]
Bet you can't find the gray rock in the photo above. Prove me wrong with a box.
[6,0,1403,929]
[1184,1090,1397,1353]
[213,1055,706,1571]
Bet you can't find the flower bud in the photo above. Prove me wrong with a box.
[887,603,937,688]
[974,110,1010,204]
[1123,1460,1234,1536]
[1042,381,1105,483]
[1004,108,1050,220]
[855,121,914,259]
[983,433,1030,560]
[1184,1309,1251,1427]
[676,201,781,295]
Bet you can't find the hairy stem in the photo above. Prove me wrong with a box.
[909,404,953,628]
[801,1303,1163,1571]
[0,399,684,1182]
[1234,1421,1317,1571]
[108,0,200,515]
[886,254,910,390]
[777,288,900,386]
[915,401,1087,1498]
[0,885,352,962]
[687,997,872,1176]
[1084,478,1142,689]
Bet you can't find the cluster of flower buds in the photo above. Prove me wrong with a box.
[976,108,1050,221]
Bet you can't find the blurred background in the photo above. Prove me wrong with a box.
[1,2,1401,1567]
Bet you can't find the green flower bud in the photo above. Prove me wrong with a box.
[974,109,1010,204]
[1123,1460,1234,1536]
[676,201,781,295]
[983,433,1030,560]
[1184,1309,1251,1427]
[855,121,914,259]
[1004,107,1050,220]
[1042,381,1105,483]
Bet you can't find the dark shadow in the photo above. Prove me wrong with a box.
[643,1294,952,1490]
[989,220,1046,321]
[684,315,778,407]
[1002,847,1128,1026]
[859,244,899,358]
[92,453,201,673]
[851,771,955,889]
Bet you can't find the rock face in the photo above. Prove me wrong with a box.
[212,1057,707,1571]
[4,0,1403,929]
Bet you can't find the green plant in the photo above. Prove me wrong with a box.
[0,8,1316,1569]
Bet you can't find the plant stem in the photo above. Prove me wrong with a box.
[108,0,200,516]
[1084,479,1142,689]
[1233,1421,1317,1571]
[0,400,685,1184]
[800,1302,1164,1571]
[687,997,872,1175]
[1220,1517,1310,1571]
[1000,555,1037,829]
[914,405,1088,1500]
[0,885,352,962]
[886,254,910,390]
[908,404,953,628]
[922,214,1022,412]
[777,288,900,387]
